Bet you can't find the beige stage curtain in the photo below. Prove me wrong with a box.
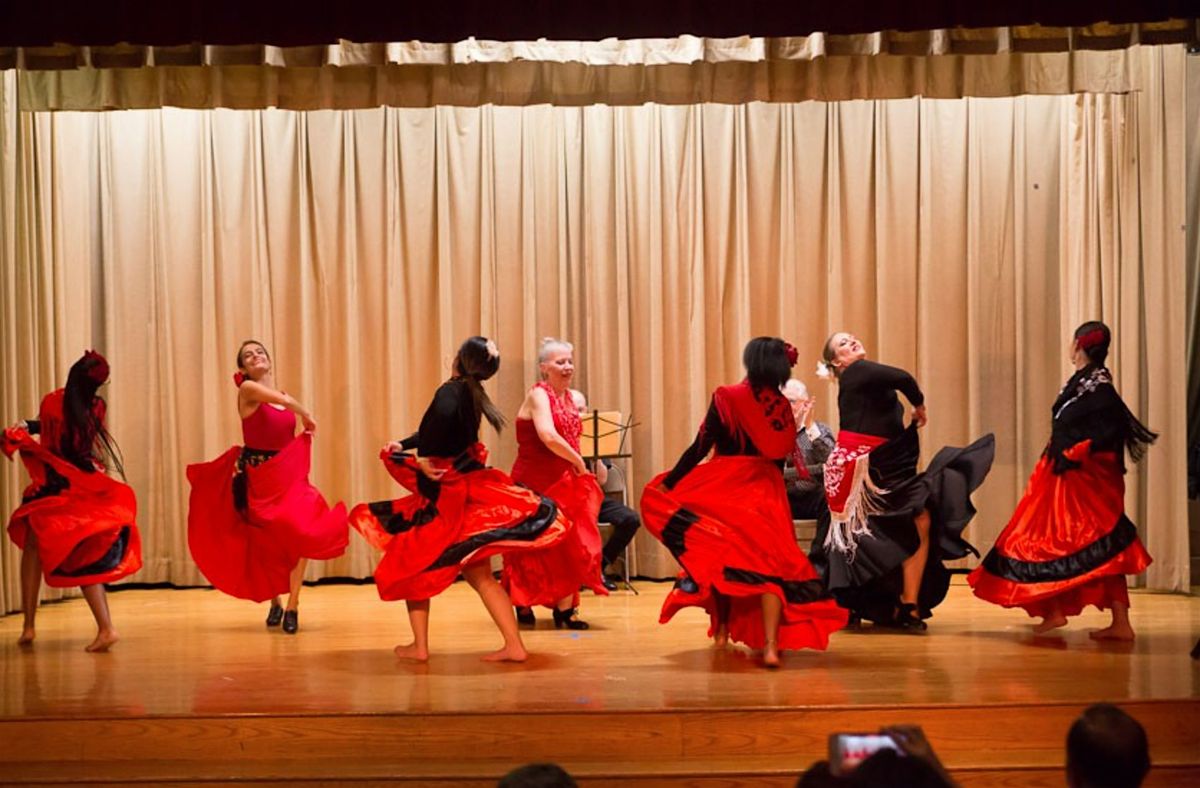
[12,35,1198,111]
[0,45,1189,613]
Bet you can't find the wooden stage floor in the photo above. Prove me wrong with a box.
[1,581,1198,786]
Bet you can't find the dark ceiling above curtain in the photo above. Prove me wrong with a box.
[2,0,1198,48]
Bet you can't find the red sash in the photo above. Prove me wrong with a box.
[822,430,887,558]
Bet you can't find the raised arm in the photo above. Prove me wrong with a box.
[238,380,316,432]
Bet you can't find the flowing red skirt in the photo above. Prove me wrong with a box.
[350,447,572,601]
[968,445,1151,619]
[3,428,142,588]
[502,468,607,608]
[642,456,848,650]
[187,433,348,603]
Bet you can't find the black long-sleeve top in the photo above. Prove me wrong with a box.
[663,398,773,489]
[411,379,479,458]
[1046,365,1156,474]
[836,359,924,439]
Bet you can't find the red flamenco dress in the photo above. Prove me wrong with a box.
[641,381,848,651]
[4,390,142,587]
[502,381,607,607]
[969,365,1155,618]
[187,396,348,602]
[349,379,571,601]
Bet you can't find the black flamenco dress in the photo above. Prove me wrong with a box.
[641,380,848,651]
[350,378,571,601]
[818,360,994,624]
[969,365,1154,618]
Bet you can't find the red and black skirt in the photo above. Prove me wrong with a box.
[501,470,607,607]
[968,443,1151,618]
[350,444,571,602]
[641,455,848,651]
[187,432,349,602]
[3,428,142,588]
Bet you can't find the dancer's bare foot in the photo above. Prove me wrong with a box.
[1032,614,1068,635]
[762,641,781,669]
[17,627,35,646]
[85,629,119,653]
[482,643,528,663]
[1089,623,1135,642]
[393,642,429,662]
[713,625,729,648]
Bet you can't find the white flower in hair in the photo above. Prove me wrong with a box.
[815,361,833,380]
[485,339,500,359]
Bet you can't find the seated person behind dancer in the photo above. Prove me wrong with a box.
[570,389,640,590]
[781,378,836,520]
[781,378,837,581]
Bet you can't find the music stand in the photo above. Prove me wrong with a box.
[581,410,639,592]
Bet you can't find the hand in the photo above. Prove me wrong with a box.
[594,461,609,486]
[416,457,447,481]
[301,413,317,433]
[880,725,952,782]
[384,441,405,455]
[911,404,928,428]
[9,420,26,431]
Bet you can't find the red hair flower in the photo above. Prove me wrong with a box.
[1077,328,1107,351]
[232,372,246,387]
[784,342,800,368]
[82,350,110,384]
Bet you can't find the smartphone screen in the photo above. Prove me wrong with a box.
[828,733,902,776]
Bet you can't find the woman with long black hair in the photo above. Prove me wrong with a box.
[969,322,1155,641]
[815,332,994,630]
[350,336,572,662]
[642,337,848,668]
[4,350,141,651]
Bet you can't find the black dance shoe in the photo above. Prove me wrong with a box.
[601,575,619,592]
[282,609,299,634]
[895,603,928,632]
[266,603,284,627]
[553,608,590,630]
[515,606,536,627]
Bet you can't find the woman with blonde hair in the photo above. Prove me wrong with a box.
[503,337,607,630]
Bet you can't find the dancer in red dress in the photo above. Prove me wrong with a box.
[350,337,571,662]
[642,337,849,668]
[187,340,348,634]
[815,332,994,631]
[4,350,141,652]
[969,322,1155,641]
[503,338,606,630]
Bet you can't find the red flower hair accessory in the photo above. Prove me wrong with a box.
[784,342,800,368]
[233,372,246,387]
[82,350,110,384]
[1077,328,1107,351]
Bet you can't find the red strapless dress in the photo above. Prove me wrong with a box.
[502,406,606,607]
[3,393,142,588]
[186,403,348,602]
